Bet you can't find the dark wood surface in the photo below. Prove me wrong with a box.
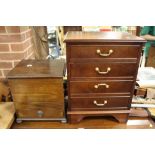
[12,117,154,129]
[8,79,63,95]
[69,45,140,59]
[64,31,146,43]
[65,32,145,123]
[69,96,131,109]
[15,101,64,118]
[11,108,155,129]
[9,78,64,119]
[67,110,131,123]
[7,60,65,121]
[70,80,133,94]
[7,59,65,79]
[69,62,137,78]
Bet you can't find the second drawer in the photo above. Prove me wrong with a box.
[70,62,137,78]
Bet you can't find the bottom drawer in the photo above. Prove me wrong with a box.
[15,102,64,118]
[70,96,131,110]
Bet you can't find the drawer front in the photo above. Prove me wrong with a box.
[70,80,133,94]
[9,79,63,94]
[13,93,64,103]
[70,62,137,78]
[15,101,64,118]
[70,45,140,59]
[70,96,131,109]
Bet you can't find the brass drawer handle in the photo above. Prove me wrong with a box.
[37,110,44,117]
[96,49,113,57]
[95,67,111,74]
[93,100,108,106]
[94,83,109,89]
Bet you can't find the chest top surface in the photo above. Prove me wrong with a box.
[7,59,65,79]
[64,31,146,43]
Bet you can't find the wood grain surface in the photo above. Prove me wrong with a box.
[64,31,146,43]
[65,31,145,123]
[7,59,65,121]
[11,108,155,129]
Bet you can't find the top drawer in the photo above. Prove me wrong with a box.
[69,45,140,59]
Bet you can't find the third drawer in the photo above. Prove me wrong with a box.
[70,80,134,94]
[69,62,137,78]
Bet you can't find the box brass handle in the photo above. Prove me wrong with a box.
[95,67,111,74]
[93,100,108,106]
[94,83,109,89]
[96,49,113,57]
[37,110,44,117]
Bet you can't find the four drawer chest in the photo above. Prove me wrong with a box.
[64,31,146,123]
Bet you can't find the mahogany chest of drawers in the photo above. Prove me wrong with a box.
[64,31,146,123]
[7,59,66,123]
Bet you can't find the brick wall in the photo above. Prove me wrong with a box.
[0,26,35,79]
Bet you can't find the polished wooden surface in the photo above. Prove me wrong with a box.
[8,79,63,94]
[70,80,133,94]
[64,31,146,43]
[70,62,137,78]
[7,59,65,79]
[7,60,65,121]
[65,32,145,123]
[69,45,140,59]
[11,109,155,129]
[15,100,64,118]
[70,96,131,109]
